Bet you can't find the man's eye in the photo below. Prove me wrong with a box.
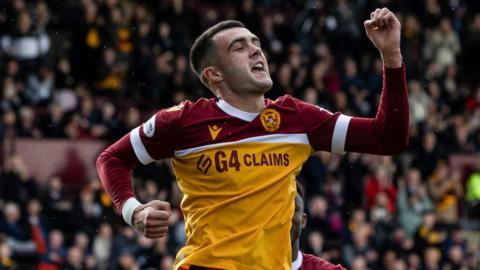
[235,47,244,51]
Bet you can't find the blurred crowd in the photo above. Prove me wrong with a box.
[1,0,480,269]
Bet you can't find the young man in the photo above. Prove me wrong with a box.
[97,7,408,270]
[291,183,346,270]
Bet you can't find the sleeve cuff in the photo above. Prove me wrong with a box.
[384,63,406,74]
[122,197,142,226]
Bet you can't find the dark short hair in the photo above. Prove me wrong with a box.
[189,20,245,86]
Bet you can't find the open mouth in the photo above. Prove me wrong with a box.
[251,62,265,73]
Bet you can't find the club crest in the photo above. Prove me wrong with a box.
[260,109,281,132]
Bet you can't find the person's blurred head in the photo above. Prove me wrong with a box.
[424,247,441,269]
[351,256,367,270]
[392,259,407,270]
[406,168,421,187]
[303,87,318,105]
[158,22,171,38]
[421,210,436,229]
[2,110,16,129]
[49,230,64,249]
[27,199,42,216]
[291,182,307,245]
[161,255,174,270]
[35,1,50,27]
[102,48,117,66]
[49,103,64,122]
[74,232,90,251]
[17,11,32,34]
[423,132,437,151]
[374,191,389,207]
[118,250,137,269]
[439,17,452,34]
[351,208,366,225]
[83,0,98,23]
[308,195,328,217]
[433,160,449,180]
[352,224,370,248]
[49,176,63,193]
[125,108,140,128]
[307,230,324,253]
[101,102,115,121]
[67,246,84,267]
[383,249,397,270]
[448,245,463,264]
[4,202,20,223]
[19,106,35,128]
[6,59,19,77]
[344,57,358,77]
[98,223,113,239]
[408,253,421,269]
[0,242,12,258]
[190,20,272,96]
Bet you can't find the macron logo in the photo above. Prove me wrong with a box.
[208,125,222,141]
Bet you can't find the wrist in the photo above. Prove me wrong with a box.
[122,197,142,226]
[381,49,402,68]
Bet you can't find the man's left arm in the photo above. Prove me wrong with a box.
[343,8,408,155]
[303,8,408,155]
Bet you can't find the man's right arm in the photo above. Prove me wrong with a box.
[96,107,181,238]
[96,134,140,221]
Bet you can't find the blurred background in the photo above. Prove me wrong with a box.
[1,0,480,269]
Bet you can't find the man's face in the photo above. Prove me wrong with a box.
[291,194,307,245]
[211,27,273,95]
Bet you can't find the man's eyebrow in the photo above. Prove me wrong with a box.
[227,36,260,51]
[227,37,246,51]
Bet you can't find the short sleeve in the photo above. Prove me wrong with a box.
[129,107,181,164]
[295,99,351,153]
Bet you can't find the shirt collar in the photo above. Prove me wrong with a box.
[292,251,303,270]
[216,99,260,122]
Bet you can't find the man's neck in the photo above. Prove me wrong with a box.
[219,91,266,113]
[292,240,299,261]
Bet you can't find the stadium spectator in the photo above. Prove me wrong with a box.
[397,169,433,236]
[1,154,38,207]
[92,223,112,270]
[40,229,66,269]
[427,161,463,224]
[0,10,50,71]
[413,210,447,255]
[0,241,15,269]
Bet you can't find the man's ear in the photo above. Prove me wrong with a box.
[202,66,223,85]
[301,213,307,228]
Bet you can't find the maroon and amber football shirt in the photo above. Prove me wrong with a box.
[97,66,408,270]
[129,96,349,269]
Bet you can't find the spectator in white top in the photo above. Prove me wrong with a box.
[0,11,50,62]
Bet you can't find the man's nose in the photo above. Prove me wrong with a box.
[249,45,261,58]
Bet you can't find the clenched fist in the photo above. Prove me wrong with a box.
[132,200,171,238]
[364,7,402,68]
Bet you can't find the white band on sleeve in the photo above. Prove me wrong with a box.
[130,127,155,165]
[331,114,352,154]
[122,197,142,226]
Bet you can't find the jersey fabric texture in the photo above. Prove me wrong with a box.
[130,96,347,269]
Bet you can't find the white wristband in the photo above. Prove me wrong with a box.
[122,197,142,226]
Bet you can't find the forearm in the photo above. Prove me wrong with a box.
[345,64,409,154]
[381,49,402,68]
[96,134,139,211]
